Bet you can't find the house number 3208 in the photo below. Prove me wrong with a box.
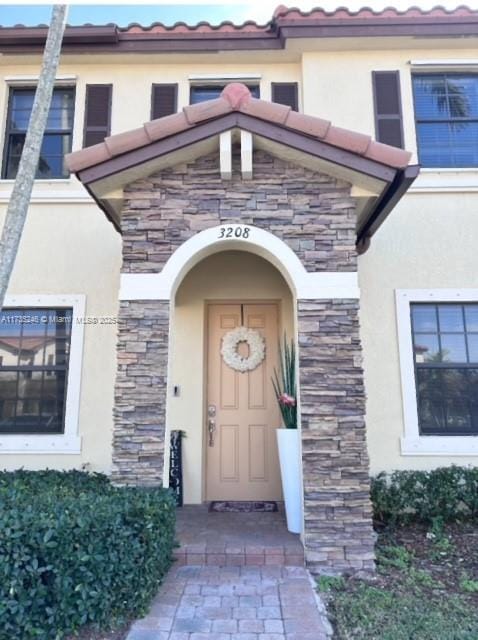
[218,226,250,239]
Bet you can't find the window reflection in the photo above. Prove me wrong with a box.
[413,74,478,168]
[3,87,75,179]
[412,303,478,435]
[0,308,72,434]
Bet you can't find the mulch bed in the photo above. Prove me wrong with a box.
[320,522,478,639]
[67,626,128,640]
[377,521,478,596]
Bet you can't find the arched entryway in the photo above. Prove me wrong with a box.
[166,249,296,505]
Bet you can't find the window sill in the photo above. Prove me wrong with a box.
[401,436,478,456]
[409,169,478,194]
[0,435,81,454]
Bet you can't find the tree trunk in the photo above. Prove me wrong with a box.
[0,5,68,309]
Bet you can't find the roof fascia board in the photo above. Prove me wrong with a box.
[279,22,478,39]
[78,112,396,187]
[235,113,396,182]
[357,164,420,244]
[77,113,238,184]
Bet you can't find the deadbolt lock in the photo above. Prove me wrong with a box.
[208,405,216,417]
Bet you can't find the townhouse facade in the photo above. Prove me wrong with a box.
[0,5,477,572]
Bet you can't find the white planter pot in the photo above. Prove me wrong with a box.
[276,428,303,534]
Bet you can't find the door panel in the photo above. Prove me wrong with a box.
[206,303,282,501]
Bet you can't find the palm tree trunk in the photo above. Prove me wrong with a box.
[0,5,68,309]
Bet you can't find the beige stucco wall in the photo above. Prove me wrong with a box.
[169,250,294,504]
[0,202,121,472]
[360,191,478,474]
[0,41,477,476]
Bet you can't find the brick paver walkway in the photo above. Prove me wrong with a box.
[126,564,332,640]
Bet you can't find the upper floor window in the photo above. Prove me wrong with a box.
[412,74,478,168]
[0,308,72,434]
[190,84,260,104]
[2,86,75,179]
[411,302,478,435]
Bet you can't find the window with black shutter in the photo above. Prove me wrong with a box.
[372,71,404,148]
[83,84,112,148]
[151,84,178,119]
[271,82,299,111]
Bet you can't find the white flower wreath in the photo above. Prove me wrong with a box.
[221,326,265,373]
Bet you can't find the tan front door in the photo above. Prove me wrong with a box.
[206,303,283,501]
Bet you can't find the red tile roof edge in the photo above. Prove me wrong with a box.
[2,5,477,33]
[66,83,411,175]
[273,4,478,20]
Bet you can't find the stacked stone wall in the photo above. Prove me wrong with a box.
[113,148,375,572]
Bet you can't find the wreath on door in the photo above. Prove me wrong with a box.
[221,326,265,372]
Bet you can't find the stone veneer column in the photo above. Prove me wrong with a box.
[111,149,376,573]
[112,299,169,486]
[298,298,376,574]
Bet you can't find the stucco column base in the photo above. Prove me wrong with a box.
[112,299,170,486]
[298,298,376,575]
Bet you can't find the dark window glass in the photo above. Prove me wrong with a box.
[0,308,72,434]
[190,84,260,104]
[3,87,75,179]
[411,303,478,435]
[412,74,478,168]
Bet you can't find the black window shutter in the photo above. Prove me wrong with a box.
[83,84,112,147]
[151,84,178,119]
[271,82,299,111]
[372,71,404,148]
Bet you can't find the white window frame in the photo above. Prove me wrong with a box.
[0,294,86,454]
[396,289,478,456]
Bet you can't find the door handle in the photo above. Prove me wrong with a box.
[208,419,216,447]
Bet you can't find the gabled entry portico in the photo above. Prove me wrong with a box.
[67,83,418,574]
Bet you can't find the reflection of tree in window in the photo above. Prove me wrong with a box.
[3,87,75,179]
[0,308,72,434]
[412,302,478,435]
[412,74,478,168]
[429,78,470,123]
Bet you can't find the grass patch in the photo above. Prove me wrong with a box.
[319,523,478,640]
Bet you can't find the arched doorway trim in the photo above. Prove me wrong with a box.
[119,224,359,301]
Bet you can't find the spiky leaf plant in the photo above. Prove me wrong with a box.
[272,335,297,428]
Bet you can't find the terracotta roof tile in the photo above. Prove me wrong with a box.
[144,111,192,142]
[273,5,478,21]
[67,141,111,173]
[363,139,411,169]
[65,83,412,175]
[285,110,330,139]
[240,97,291,125]
[183,97,232,125]
[5,6,476,35]
[105,127,151,157]
[323,125,371,156]
[222,83,252,109]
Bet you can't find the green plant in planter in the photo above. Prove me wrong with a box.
[272,335,297,428]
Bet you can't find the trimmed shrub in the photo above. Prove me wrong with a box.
[0,470,176,640]
[371,466,478,526]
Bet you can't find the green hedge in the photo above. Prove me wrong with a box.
[0,470,176,640]
[371,466,478,526]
